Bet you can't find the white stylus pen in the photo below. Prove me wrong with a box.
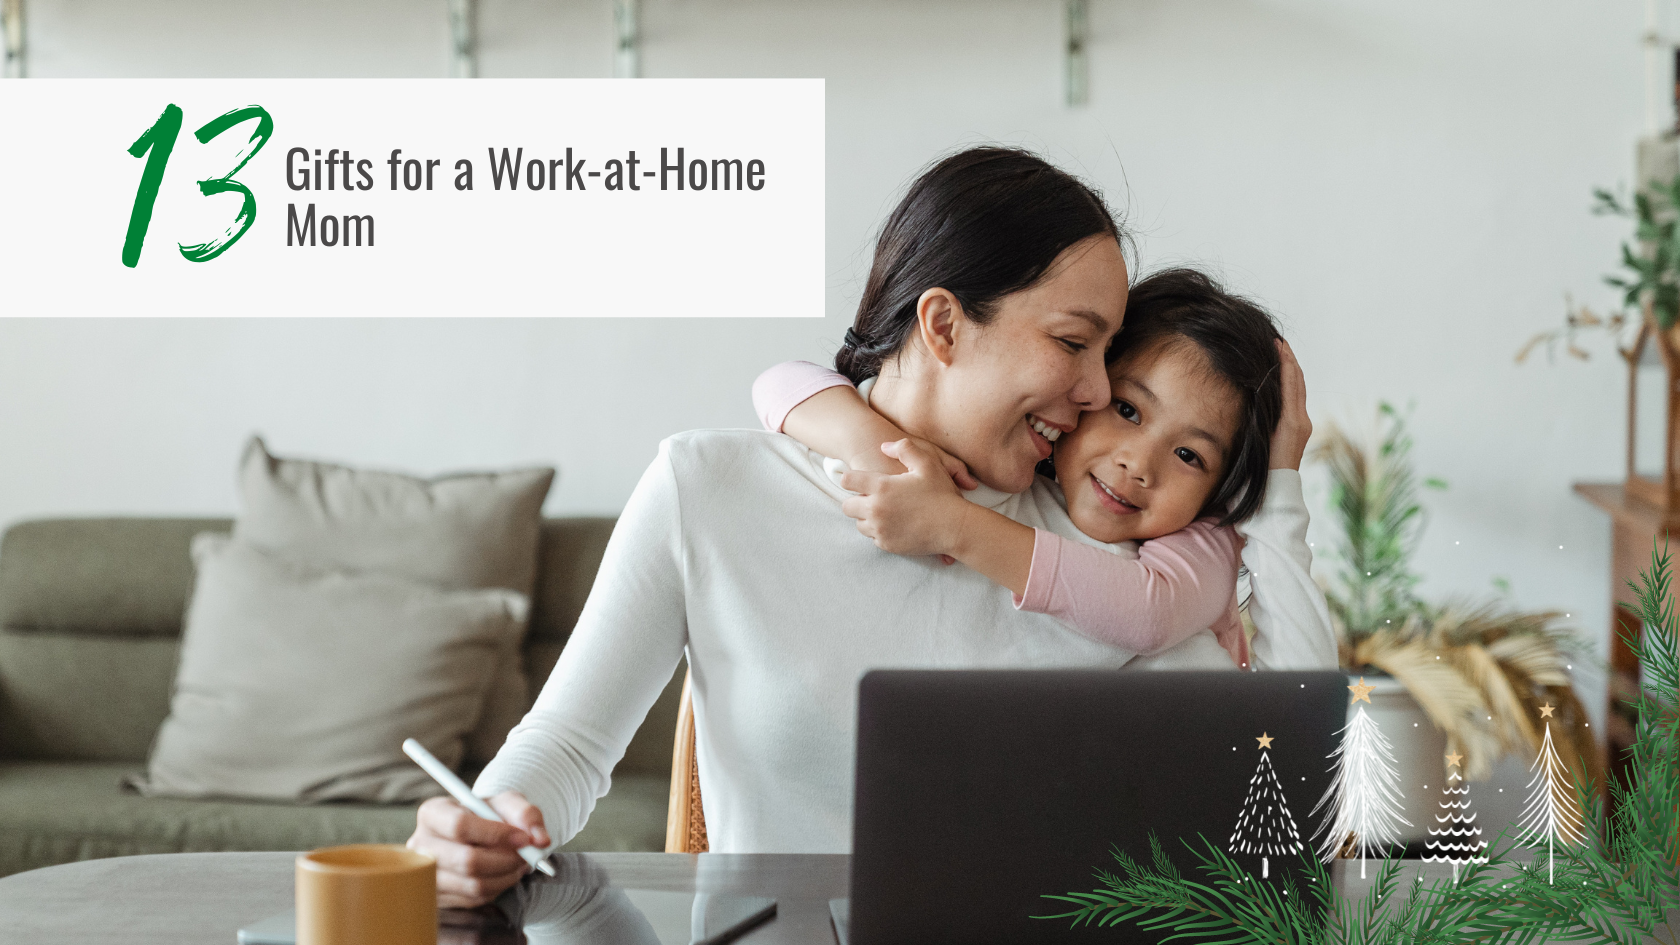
[402,738,558,877]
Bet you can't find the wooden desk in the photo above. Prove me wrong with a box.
[0,851,850,945]
[1572,482,1678,799]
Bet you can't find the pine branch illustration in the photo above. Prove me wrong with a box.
[1040,540,1680,943]
[1036,835,1331,944]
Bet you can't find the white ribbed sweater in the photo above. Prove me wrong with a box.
[475,430,1335,853]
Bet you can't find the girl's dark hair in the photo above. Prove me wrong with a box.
[836,147,1122,383]
[1109,268,1284,527]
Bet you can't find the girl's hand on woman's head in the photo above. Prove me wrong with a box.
[839,439,977,559]
[1269,339,1312,471]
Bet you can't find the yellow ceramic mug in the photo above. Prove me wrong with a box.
[296,844,438,945]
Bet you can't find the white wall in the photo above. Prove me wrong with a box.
[3,0,1652,724]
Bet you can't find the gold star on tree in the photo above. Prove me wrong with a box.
[1538,703,1555,718]
[1256,732,1274,749]
[1445,751,1464,768]
[1348,677,1375,704]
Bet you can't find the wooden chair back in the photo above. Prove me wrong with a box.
[663,669,708,853]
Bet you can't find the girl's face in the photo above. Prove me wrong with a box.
[930,235,1127,493]
[1053,340,1243,543]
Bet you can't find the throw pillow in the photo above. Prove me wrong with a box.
[233,436,554,764]
[132,534,528,803]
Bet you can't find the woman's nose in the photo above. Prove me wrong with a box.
[1070,349,1108,411]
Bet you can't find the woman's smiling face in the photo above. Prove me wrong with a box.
[930,235,1128,493]
[1054,339,1243,543]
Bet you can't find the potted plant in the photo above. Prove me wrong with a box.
[1516,174,1680,796]
[1517,179,1680,376]
[1312,403,1601,842]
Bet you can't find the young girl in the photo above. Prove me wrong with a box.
[753,268,1313,669]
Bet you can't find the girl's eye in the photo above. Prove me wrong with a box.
[1059,337,1088,353]
[1114,400,1139,423]
[1175,447,1203,468]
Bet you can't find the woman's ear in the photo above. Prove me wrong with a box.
[914,288,966,367]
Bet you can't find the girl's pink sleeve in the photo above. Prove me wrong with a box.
[751,361,854,432]
[1017,518,1244,665]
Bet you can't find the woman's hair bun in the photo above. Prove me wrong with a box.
[837,147,1122,383]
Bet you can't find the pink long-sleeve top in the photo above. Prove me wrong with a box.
[751,360,1250,669]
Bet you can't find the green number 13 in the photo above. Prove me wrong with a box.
[121,103,274,268]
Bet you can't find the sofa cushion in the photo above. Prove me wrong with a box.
[0,515,599,648]
[0,517,685,778]
[525,518,616,689]
[0,762,669,878]
[0,633,177,763]
[235,437,554,765]
[235,437,554,597]
[134,535,525,803]
[0,518,229,638]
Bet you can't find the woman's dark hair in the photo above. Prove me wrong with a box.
[836,147,1123,383]
[1108,268,1284,527]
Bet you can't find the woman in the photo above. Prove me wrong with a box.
[408,148,1335,907]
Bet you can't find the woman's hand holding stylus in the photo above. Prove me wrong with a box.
[408,791,550,908]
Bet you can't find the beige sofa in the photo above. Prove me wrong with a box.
[0,516,684,878]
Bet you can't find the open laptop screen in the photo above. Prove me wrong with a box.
[849,670,1348,945]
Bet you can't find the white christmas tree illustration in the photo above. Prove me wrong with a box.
[1516,706,1586,884]
[1420,750,1487,883]
[1311,677,1411,879]
[1228,732,1302,879]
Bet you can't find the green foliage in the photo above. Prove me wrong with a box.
[1316,402,1446,642]
[1040,543,1680,943]
[1491,540,1679,941]
[1595,179,1680,330]
[1315,405,1593,781]
[1037,836,1331,943]
[1039,832,1542,944]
